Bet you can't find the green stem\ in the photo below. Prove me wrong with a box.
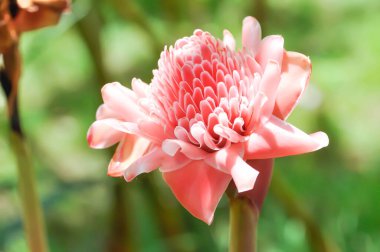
[1,44,48,252]
[227,184,259,252]
[10,131,48,252]
[226,159,273,252]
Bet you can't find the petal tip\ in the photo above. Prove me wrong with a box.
[86,127,93,146]
[101,82,123,99]
[236,181,256,193]
[123,164,139,181]
[86,125,105,149]
[107,159,125,178]
[107,169,124,178]
[243,16,259,28]
[242,16,262,53]
[223,29,236,51]
[312,131,329,149]
[205,213,214,225]
[123,172,135,182]
[232,165,260,193]
[86,120,124,149]
[101,81,120,91]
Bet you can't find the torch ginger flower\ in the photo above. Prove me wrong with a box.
[87,17,329,224]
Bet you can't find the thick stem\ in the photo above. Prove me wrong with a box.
[1,44,48,252]
[10,131,48,252]
[227,184,259,252]
[226,159,273,252]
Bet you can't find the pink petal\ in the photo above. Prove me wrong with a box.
[241,159,273,210]
[163,161,231,224]
[124,146,164,181]
[87,119,124,149]
[205,146,259,193]
[108,135,151,177]
[244,116,329,160]
[131,78,150,98]
[101,82,145,122]
[273,51,312,120]
[223,29,236,51]
[96,104,121,120]
[242,16,261,54]
[162,139,208,160]
[159,152,192,173]
[257,35,284,68]
[248,60,281,130]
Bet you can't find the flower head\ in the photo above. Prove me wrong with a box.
[88,17,329,224]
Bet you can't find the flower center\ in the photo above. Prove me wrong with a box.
[150,30,260,152]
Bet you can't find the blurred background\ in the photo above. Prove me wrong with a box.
[1,0,380,251]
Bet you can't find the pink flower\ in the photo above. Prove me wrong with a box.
[87,17,328,224]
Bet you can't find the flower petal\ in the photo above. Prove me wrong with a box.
[163,160,231,224]
[223,29,236,51]
[257,35,284,68]
[159,152,192,172]
[205,146,259,193]
[162,139,208,160]
[241,159,273,211]
[124,145,163,181]
[245,116,329,159]
[273,51,312,120]
[87,119,124,149]
[101,82,145,122]
[108,135,151,177]
[242,16,261,54]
